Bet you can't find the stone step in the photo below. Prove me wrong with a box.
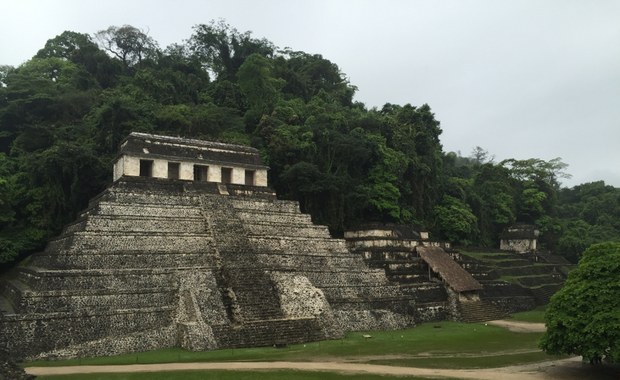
[93,201,202,217]
[95,192,201,211]
[247,236,350,256]
[493,259,532,268]
[62,218,88,235]
[305,270,392,287]
[347,239,419,250]
[496,264,558,277]
[235,210,313,224]
[228,198,301,213]
[387,273,429,284]
[529,283,563,304]
[8,284,176,314]
[16,266,215,291]
[385,262,427,273]
[29,251,217,270]
[243,223,331,239]
[479,280,532,298]
[2,305,176,357]
[481,295,537,315]
[253,252,363,270]
[535,253,572,265]
[45,232,214,255]
[517,275,564,287]
[78,215,206,234]
[357,250,418,261]
[466,269,500,281]
[415,301,450,323]
[212,317,328,348]
[458,300,507,323]
[399,283,449,303]
[95,191,203,207]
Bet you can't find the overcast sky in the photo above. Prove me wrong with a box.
[1,0,619,187]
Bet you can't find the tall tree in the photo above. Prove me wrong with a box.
[95,25,159,68]
[189,20,275,80]
[541,242,620,363]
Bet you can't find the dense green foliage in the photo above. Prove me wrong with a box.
[540,242,620,363]
[1,22,619,267]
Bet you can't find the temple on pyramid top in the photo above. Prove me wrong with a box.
[113,132,269,187]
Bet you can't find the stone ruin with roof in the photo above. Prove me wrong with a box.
[500,224,540,253]
[0,133,562,360]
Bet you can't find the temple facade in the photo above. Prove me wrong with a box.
[112,132,268,186]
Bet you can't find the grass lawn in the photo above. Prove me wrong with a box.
[26,321,549,368]
[370,351,553,369]
[510,306,547,323]
[36,370,459,380]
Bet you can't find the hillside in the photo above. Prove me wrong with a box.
[1,22,619,267]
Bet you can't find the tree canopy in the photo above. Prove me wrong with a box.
[0,21,619,268]
[540,242,620,363]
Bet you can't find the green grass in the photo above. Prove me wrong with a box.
[26,322,545,368]
[459,251,508,260]
[510,306,547,323]
[37,370,458,380]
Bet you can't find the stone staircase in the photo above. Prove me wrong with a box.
[453,249,567,313]
[229,197,416,332]
[346,234,451,323]
[458,300,507,323]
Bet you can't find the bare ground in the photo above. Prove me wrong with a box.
[25,357,620,380]
[486,320,546,333]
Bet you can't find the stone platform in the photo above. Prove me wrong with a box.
[0,177,415,360]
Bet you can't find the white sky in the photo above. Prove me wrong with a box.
[1,0,619,187]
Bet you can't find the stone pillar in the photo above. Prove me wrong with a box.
[231,167,244,185]
[152,159,168,179]
[124,156,140,177]
[180,162,194,180]
[255,169,268,187]
[207,165,221,183]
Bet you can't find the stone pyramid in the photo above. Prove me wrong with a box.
[0,133,416,360]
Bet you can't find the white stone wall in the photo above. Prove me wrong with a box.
[113,154,269,187]
[255,170,268,187]
[500,239,536,253]
[231,167,244,185]
[124,156,140,177]
[180,162,193,180]
[207,164,221,182]
[113,159,124,182]
[152,159,167,179]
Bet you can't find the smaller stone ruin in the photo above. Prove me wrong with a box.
[500,224,539,253]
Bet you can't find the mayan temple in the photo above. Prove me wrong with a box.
[0,133,421,360]
[1,132,568,360]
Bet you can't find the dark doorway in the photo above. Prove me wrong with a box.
[139,160,153,177]
[194,165,209,181]
[245,170,255,186]
[168,162,180,179]
[221,167,232,184]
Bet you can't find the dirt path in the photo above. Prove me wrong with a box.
[25,357,620,380]
[486,319,546,333]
